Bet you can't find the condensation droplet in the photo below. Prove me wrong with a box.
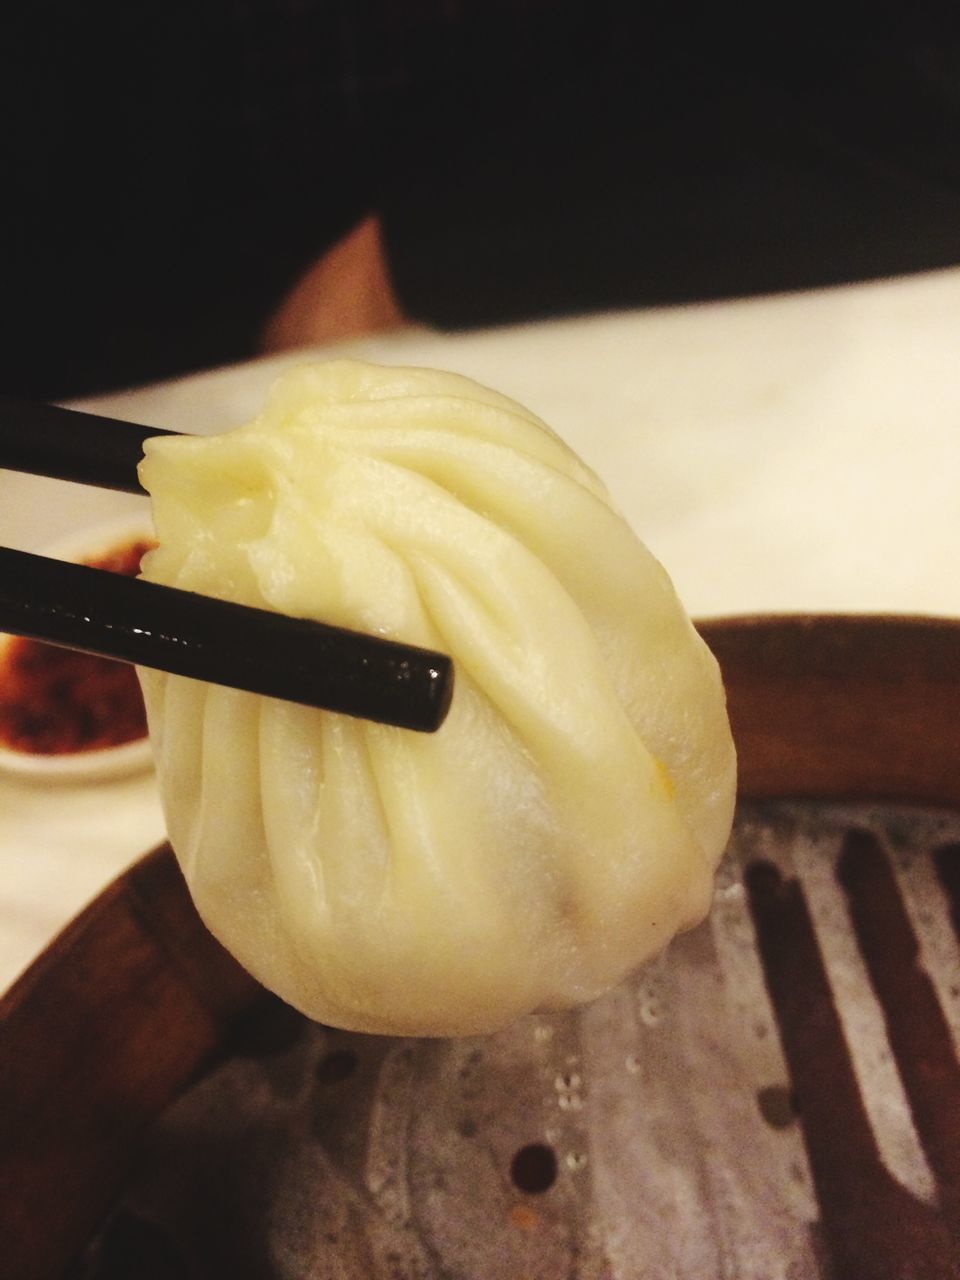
[639,999,663,1027]
[714,862,737,893]
[717,880,745,903]
[554,1072,582,1093]
[558,1091,584,1112]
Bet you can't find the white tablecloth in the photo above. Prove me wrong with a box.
[2,267,959,993]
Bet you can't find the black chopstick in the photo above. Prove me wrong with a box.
[0,400,454,732]
[1,399,173,493]
[0,547,453,733]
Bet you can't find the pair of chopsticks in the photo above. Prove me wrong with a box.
[0,401,453,733]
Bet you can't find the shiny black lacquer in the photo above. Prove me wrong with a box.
[0,549,453,732]
[0,402,454,732]
[0,399,174,493]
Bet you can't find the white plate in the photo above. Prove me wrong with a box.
[0,717,153,783]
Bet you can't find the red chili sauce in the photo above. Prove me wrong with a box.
[0,538,155,755]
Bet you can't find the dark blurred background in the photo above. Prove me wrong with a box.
[4,2,960,400]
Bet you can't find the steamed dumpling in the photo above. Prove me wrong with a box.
[137,360,736,1036]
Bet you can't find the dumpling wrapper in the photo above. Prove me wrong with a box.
[137,361,736,1037]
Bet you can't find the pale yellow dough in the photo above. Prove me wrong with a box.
[137,361,736,1036]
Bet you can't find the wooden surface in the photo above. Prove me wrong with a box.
[0,849,261,1280]
[1,614,958,1279]
[707,614,960,809]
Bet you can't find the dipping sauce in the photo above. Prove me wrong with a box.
[0,538,154,756]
